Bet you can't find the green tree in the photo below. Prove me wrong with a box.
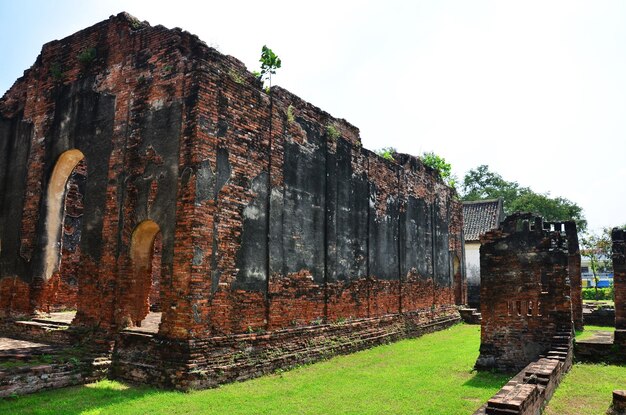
[258,45,281,90]
[420,152,456,188]
[509,192,587,231]
[461,165,524,206]
[580,230,613,300]
[461,165,586,231]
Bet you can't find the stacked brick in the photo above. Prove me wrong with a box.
[612,229,626,347]
[0,13,466,388]
[475,213,578,372]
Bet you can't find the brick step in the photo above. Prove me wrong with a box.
[30,318,70,328]
[546,355,567,362]
[116,359,158,369]
[486,383,539,414]
[485,408,518,414]
[522,377,549,386]
[0,346,59,360]
[14,320,67,331]
[552,335,570,340]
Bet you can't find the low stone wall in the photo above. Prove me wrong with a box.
[474,333,573,415]
[0,357,110,398]
[583,304,615,327]
[112,306,460,390]
[575,332,626,364]
[0,321,72,346]
[459,308,481,325]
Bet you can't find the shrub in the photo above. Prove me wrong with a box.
[581,287,614,301]
[77,48,97,65]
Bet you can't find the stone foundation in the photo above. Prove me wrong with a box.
[0,357,110,398]
[112,307,460,390]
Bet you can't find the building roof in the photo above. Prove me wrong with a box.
[462,199,504,242]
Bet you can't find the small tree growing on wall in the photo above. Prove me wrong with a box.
[257,45,281,316]
[421,152,456,188]
[258,45,282,91]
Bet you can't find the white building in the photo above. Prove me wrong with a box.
[463,199,504,308]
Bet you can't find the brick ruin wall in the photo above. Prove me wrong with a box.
[475,213,578,372]
[613,229,626,347]
[0,12,465,348]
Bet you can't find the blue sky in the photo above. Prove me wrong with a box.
[1,0,625,232]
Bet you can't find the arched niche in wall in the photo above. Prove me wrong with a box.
[128,219,163,330]
[452,254,463,305]
[42,149,86,283]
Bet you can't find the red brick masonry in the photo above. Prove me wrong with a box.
[0,13,465,389]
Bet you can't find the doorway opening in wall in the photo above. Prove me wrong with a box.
[129,220,163,333]
[452,254,463,305]
[40,149,86,318]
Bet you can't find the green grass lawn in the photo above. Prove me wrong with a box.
[544,363,626,415]
[0,324,510,415]
[575,325,614,341]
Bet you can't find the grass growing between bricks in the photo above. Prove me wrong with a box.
[0,324,509,415]
[544,363,626,415]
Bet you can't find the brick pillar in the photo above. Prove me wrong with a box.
[565,222,583,331]
[475,214,573,372]
[612,229,626,347]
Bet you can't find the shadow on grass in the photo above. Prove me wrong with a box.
[0,379,172,415]
[463,370,512,390]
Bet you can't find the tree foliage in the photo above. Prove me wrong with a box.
[421,152,456,188]
[373,149,456,188]
[461,164,587,231]
[461,165,520,204]
[580,228,614,299]
[258,45,281,88]
[376,147,396,161]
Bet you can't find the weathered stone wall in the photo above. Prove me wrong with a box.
[0,360,109,398]
[476,213,577,372]
[0,13,465,340]
[613,228,626,347]
[564,222,583,331]
[112,306,459,390]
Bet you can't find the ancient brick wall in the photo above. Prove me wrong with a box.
[0,13,464,344]
[112,306,459,390]
[564,222,583,331]
[613,229,626,347]
[476,213,576,372]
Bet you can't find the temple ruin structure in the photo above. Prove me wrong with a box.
[475,213,581,372]
[0,13,465,389]
[612,229,626,348]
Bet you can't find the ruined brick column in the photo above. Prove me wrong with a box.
[612,229,626,347]
[564,222,583,331]
[475,214,575,372]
